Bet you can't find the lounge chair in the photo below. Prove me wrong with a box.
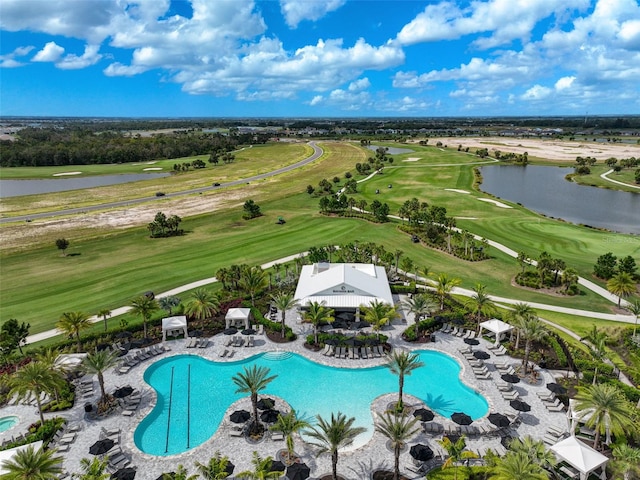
[235,337,244,347]
[186,338,197,348]
[348,347,356,359]
[365,346,374,358]
[225,336,234,347]
[199,339,210,348]
[321,344,331,356]
[229,427,244,437]
[248,336,255,347]
[339,347,348,359]
[257,324,264,335]
[358,347,366,359]
[546,403,565,412]
[537,391,555,401]
[501,391,519,400]
[227,350,235,358]
[271,431,284,441]
[219,349,228,357]
[371,346,381,358]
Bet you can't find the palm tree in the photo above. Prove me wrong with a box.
[215,267,231,291]
[574,383,637,450]
[270,409,310,461]
[582,325,607,385]
[393,249,403,274]
[561,268,579,293]
[434,273,461,310]
[611,444,640,480]
[56,311,91,352]
[375,412,421,480]
[184,288,219,321]
[607,271,636,307]
[0,444,63,480]
[437,435,478,480]
[270,291,299,338]
[490,451,548,480]
[466,283,495,332]
[509,303,534,349]
[235,452,280,480]
[401,294,436,324]
[159,296,181,316]
[303,301,334,345]
[75,456,110,480]
[232,365,277,435]
[306,412,367,480]
[360,300,399,340]
[168,465,198,480]
[80,350,120,404]
[519,314,547,374]
[8,361,65,424]
[627,299,640,337]
[385,350,424,411]
[97,308,111,332]
[240,266,267,306]
[195,451,233,480]
[129,295,159,338]
[507,436,556,473]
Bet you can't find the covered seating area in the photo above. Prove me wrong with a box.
[550,435,608,480]
[225,308,251,330]
[479,318,513,345]
[161,316,188,341]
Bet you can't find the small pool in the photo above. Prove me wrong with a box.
[135,351,488,456]
[0,416,19,433]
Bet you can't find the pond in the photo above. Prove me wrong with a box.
[367,145,414,155]
[479,165,640,234]
[0,173,169,198]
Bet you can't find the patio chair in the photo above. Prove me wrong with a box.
[371,346,381,358]
[494,345,508,356]
[320,344,331,356]
[198,338,209,348]
[463,330,473,339]
[186,338,198,348]
[219,349,228,357]
[257,324,264,335]
[537,391,556,401]
[348,347,357,359]
[546,403,565,412]
[475,370,491,380]
[340,347,349,359]
[225,336,234,347]
[501,391,519,400]
[248,336,255,347]
[365,346,374,358]
[271,431,284,441]
[229,427,244,437]
[359,347,368,359]
[235,337,245,347]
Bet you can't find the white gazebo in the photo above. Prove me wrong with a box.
[479,318,513,344]
[550,436,608,480]
[161,316,188,341]
[225,308,251,330]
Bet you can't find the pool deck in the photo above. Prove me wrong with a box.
[1,297,570,479]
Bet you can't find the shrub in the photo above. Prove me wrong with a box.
[1,417,65,451]
[546,335,568,368]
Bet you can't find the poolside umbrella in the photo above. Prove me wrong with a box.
[286,462,310,480]
[510,400,531,412]
[451,412,473,425]
[116,331,132,339]
[350,321,371,330]
[260,409,281,423]
[410,443,434,462]
[89,438,114,455]
[223,462,235,476]
[241,328,256,335]
[189,330,203,338]
[473,350,490,360]
[344,337,363,347]
[501,374,520,384]
[111,468,136,480]
[337,312,355,321]
[223,327,237,335]
[331,319,348,329]
[257,398,275,410]
[324,338,340,346]
[270,460,286,472]
[413,408,435,421]
[488,413,510,427]
[464,338,480,345]
[547,382,567,395]
[113,386,134,398]
[364,337,380,345]
[229,409,250,423]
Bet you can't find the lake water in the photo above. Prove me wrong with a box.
[0,173,169,198]
[367,145,414,155]
[479,165,640,234]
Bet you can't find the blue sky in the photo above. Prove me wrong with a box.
[1,0,639,117]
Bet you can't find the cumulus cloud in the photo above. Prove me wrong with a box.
[555,76,575,90]
[32,42,65,62]
[309,95,323,106]
[521,84,552,100]
[280,0,346,28]
[57,44,102,69]
[0,45,33,68]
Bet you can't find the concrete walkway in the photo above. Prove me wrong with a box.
[600,168,640,190]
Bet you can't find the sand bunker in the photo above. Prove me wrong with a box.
[403,157,420,162]
[146,161,157,164]
[478,198,512,209]
[143,167,163,171]
[445,188,470,194]
[52,172,82,176]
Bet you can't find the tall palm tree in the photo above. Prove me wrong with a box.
[232,365,277,435]
[56,311,91,352]
[401,294,436,324]
[235,452,280,480]
[490,451,548,480]
[507,436,556,473]
[97,308,111,332]
[8,361,65,424]
[607,271,636,307]
[270,291,299,338]
[627,299,640,338]
[574,383,637,450]
[215,267,231,291]
[582,325,607,385]
[75,456,110,480]
[561,268,579,293]
[437,435,478,480]
[611,444,640,480]
[303,301,334,345]
[0,444,63,480]
[306,412,366,480]
[184,288,219,321]
[270,409,310,460]
[375,413,421,480]
[80,350,120,404]
[393,249,403,274]
[519,314,547,374]
[129,295,159,338]
[385,350,424,411]
[466,283,495,332]
[360,300,399,340]
[240,266,267,306]
[509,303,534,349]
[434,273,461,310]
[195,451,233,480]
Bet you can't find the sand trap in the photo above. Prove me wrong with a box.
[146,161,157,164]
[455,216,478,220]
[143,167,163,171]
[403,157,420,162]
[478,198,512,209]
[52,172,82,176]
[445,188,470,194]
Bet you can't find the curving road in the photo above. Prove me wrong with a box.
[1,142,324,224]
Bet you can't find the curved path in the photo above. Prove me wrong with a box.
[599,168,640,190]
[1,142,324,224]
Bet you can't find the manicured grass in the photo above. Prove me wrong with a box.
[570,165,640,192]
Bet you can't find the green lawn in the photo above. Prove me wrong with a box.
[570,165,640,192]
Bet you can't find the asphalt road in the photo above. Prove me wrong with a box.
[1,141,323,224]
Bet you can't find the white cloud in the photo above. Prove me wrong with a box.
[309,95,323,106]
[280,0,346,29]
[32,42,65,62]
[57,44,102,69]
[103,62,148,77]
[0,45,33,68]
[555,76,575,91]
[348,77,370,92]
[521,84,552,100]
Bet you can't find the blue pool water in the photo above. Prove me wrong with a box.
[134,351,488,456]
[0,416,19,433]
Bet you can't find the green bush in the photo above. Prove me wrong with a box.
[1,417,65,451]
[547,335,568,367]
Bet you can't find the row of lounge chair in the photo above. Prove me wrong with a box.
[458,346,492,380]
[186,337,209,348]
[117,344,169,374]
[320,344,385,359]
[542,423,569,445]
[121,390,142,417]
[537,390,566,412]
[440,323,479,339]
[488,343,508,356]
[226,335,255,347]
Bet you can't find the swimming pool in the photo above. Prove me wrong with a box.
[134,350,488,456]
[0,416,19,433]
